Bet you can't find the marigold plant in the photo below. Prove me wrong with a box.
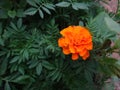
[58,26,93,60]
[0,0,120,90]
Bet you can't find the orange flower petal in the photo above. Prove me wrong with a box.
[60,26,73,36]
[58,38,69,47]
[79,49,88,57]
[82,51,90,60]
[58,38,64,47]
[72,53,79,60]
[63,47,70,55]
[85,42,93,50]
[69,45,76,53]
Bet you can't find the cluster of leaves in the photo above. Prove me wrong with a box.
[0,0,120,90]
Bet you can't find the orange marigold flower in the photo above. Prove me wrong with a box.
[58,26,93,60]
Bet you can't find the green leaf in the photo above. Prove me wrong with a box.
[34,0,40,4]
[0,78,2,86]
[84,70,93,83]
[10,22,18,30]
[0,37,4,46]
[24,8,37,15]
[17,18,22,29]
[48,69,57,77]
[72,3,88,10]
[52,71,61,81]
[12,75,32,84]
[0,58,8,75]
[2,30,11,40]
[0,23,3,34]
[105,17,120,33]
[4,82,11,90]
[10,56,19,63]
[87,12,116,43]
[18,58,23,64]
[56,73,62,82]
[28,61,39,68]
[38,9,44,18]
[42,60,54,70]
[36,63,42,75]
[18,66,25,75]
[10,64,18,73]
[41,7,51,14]
[99,57,117,75]
[44,3,55,10]
[23,49,29,60]
[56,2,70,7]
[26,0,38,7]
[103,57,117,65]
[8,10,16,18]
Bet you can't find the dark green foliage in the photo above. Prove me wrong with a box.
[0,0,120,90]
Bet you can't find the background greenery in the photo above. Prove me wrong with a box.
[0,0,120,90]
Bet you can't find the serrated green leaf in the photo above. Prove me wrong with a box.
[56,73,62,82]
[28,61,39,69]
[52,71,61,81]
[2,29,11,40]
[72,3,78,10]
[99,57,118,75]
[0,58,8,75]
[87,12,116,43]
[5,82,11,90]
[56,2,70,7]
[24,8,37,15]
[48,69,58,78]
[72,3,88,10]
[38,9,44,18]
[0,23,3,34]
[21,25,26,31]
[42,60,54,70]
[0,79,2,86]
[84,70,93,83]
[18,58,22,64]
[103,57,117,65]
[17,18,22,29]
[36,63,42,75]
[34,0,40,4]
[44,3,55,10]
[41,7,51,15]
[10,22,18,30]
[10,56,19,63]
[23,49,29,60]
[105,17,120,33]
[12,75,31,84]
[26,0,38,7]
[18,66,25,75]
[8,10,16,18]
[0,37,4,46]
